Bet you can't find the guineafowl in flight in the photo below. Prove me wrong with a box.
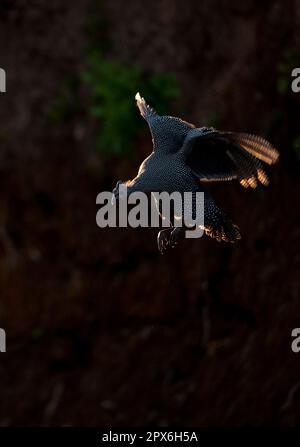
[112,93,279,253]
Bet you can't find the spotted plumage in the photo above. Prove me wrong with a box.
[113,93,279,253]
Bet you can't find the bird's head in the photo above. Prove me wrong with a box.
[135,92,194,151]
[135,92,157,121]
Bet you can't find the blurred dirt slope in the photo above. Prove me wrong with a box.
[0,0,299,426]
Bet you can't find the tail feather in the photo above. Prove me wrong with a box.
[204,195,241,243]
[204,217,241,243]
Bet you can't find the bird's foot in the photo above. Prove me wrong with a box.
[157,227,185,253]
[157,228,172,254]
[169,226,185,248]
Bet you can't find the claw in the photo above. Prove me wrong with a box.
[169,227,184,248]
[157,228,172,254]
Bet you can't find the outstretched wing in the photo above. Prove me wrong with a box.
[181,128,279,188]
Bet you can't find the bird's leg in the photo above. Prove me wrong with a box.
[169,226,185,248]
[157,228,172,254]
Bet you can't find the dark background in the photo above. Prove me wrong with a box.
[0,0,299,426]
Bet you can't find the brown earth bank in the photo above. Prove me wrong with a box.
[0,0,299,426]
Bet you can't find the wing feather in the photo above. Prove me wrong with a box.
[181,128,278,188]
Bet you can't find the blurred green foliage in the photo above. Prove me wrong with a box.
[46,75,82,125]
[292,136,300,160]
[46,57,180,157]
[81,51,180,155]
[46,0,180,157]
[31,328,45,342]
[276,49,297,94]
